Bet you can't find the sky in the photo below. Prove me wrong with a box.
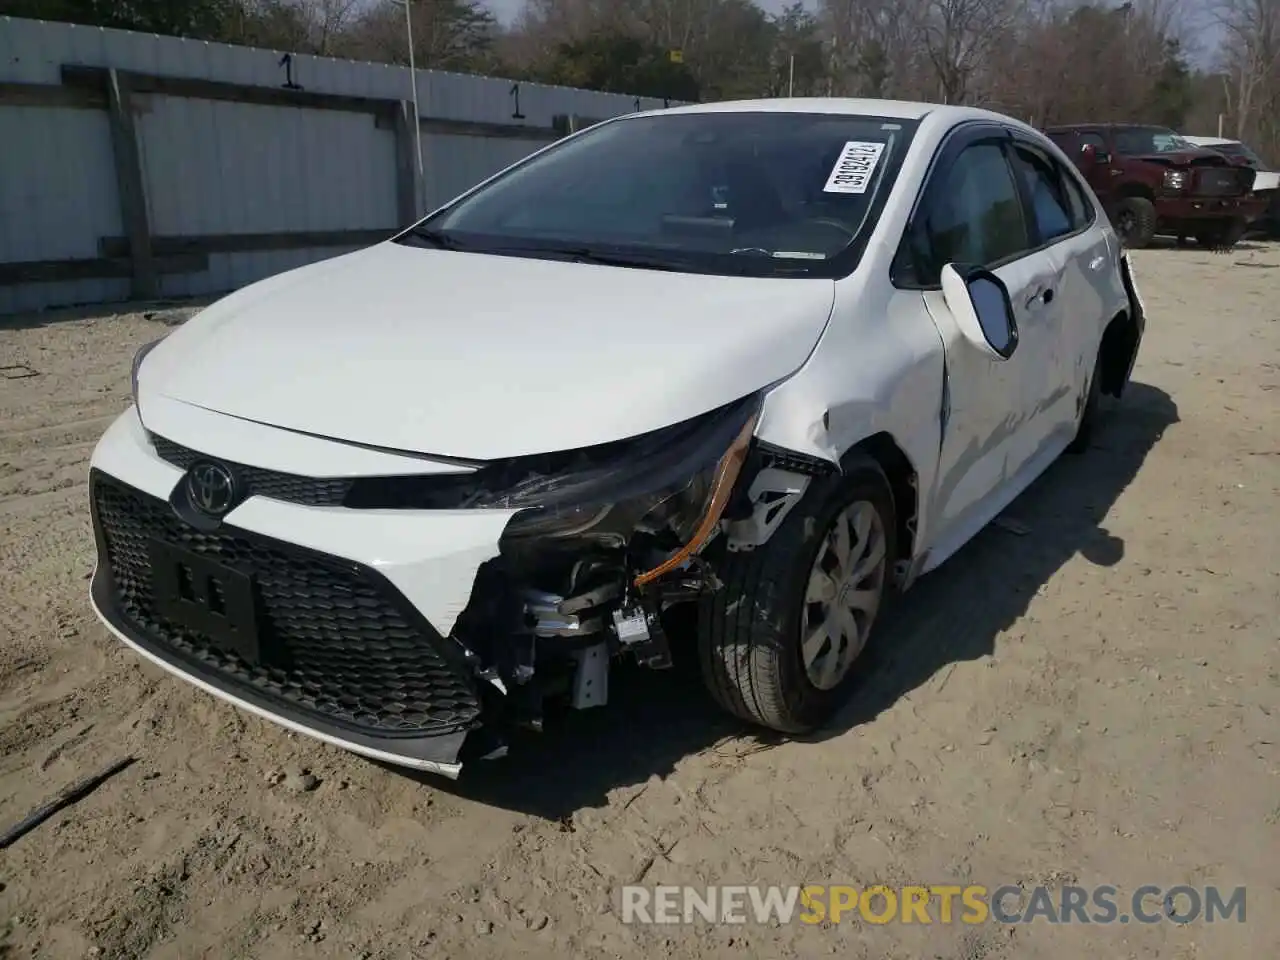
[476,0,1221,66]
[479,0,805,25]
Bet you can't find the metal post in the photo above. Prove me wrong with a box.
[788,54,795,98]
[1217,113,1224,138]
[402,0,425,216]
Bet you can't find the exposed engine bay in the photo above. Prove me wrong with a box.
[418,393,832,760]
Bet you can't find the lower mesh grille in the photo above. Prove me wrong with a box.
[92,471,481,735]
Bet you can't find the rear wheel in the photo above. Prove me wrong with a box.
[698,458,896,733]
[1113,197,1157,249]
[1195,218,1247,251]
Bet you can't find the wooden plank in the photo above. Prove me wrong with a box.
[62,65,396,120]
[0,254,207,287]
[421,116,559,140]
[62,64,559,140]
[375,110,561,141]
[392,100,421,224]
[0,81,105,110]
[99,229,393,258]
[105,69,157,300]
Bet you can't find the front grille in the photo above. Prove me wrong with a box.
[1194,167,1248,198]
[92,472,481,735]
[150,433,353,506]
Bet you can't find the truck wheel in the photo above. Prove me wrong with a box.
[698,457,896,734]
[1113,197,1157,249]
[1196,219,1246,252]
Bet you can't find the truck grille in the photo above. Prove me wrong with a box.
[1194,167,1249,197]
[149,433,353,506]
[91,471,481,736]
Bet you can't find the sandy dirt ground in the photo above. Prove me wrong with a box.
[1,243,1277,960]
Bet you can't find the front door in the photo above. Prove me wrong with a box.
[900,130,1064,561]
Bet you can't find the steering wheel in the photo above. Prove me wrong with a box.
[800,217,858,241]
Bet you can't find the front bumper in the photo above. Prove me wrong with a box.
[1154,194,1268,223]
[87,407,517,777]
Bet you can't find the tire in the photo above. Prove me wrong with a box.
[1195,218,1246,251]
[698,456,897,733]
[1068,349,1103,453]
[1113,197,1157,249]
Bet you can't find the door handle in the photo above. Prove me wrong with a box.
[1026,286,1054,308]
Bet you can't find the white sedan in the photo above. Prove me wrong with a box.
[90,98,1145,778]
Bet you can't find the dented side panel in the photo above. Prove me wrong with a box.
[754,271,947,561]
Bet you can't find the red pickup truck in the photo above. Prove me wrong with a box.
[1044,123,1265,250]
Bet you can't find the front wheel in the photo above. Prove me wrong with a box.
[1113,197,1157,249]
[698,458,897,733]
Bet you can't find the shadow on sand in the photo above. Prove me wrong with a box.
[393,382,1179,819]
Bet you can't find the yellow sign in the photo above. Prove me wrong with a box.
[669,49,684,64]
[800,886,989,925]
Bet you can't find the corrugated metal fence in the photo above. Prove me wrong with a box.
[0,16,678,315]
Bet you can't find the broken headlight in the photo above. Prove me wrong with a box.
[344,395,760,586]
[491,394,760,568]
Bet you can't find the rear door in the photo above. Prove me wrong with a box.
[1007,136,1112,439]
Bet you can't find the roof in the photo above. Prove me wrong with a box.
[652,97,1024,127]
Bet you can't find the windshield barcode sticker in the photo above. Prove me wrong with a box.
[823,141,886,195]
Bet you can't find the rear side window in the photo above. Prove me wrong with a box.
[1011,144,1093,241]
[1060,169,1095,226]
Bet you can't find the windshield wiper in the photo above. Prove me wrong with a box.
[543,247,697,272]
[401,226,466,250]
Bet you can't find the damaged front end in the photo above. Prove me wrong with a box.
[389,393,771,765]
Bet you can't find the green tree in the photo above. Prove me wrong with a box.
[538,33,700,101]
[0,0,239,37]
[769,3,825,97]
[1142,37,1193,129]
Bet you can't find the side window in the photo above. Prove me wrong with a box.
[1047,132,1078,155]
[1079,132,1107,151]
[1011,144,1080,242]
[1060,167,1095,228]
[916,141,1030,284]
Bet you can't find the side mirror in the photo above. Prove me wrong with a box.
[1081,143,1111,165]
[940,264,1019,360]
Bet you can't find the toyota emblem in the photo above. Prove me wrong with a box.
[186,461,237,516]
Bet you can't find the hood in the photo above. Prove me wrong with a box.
[1129,150,1231,166]
[139,242,837,461]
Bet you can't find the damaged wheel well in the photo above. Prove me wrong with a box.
[1098,309,1139,397]
[845,433,917,567]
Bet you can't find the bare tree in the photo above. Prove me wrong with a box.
[913,0,1026,104]
[1215,0,1280,151]
[310,0,363,55]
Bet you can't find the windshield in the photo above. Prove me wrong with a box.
[1112,126,1195,155]
[398,111,920,279]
